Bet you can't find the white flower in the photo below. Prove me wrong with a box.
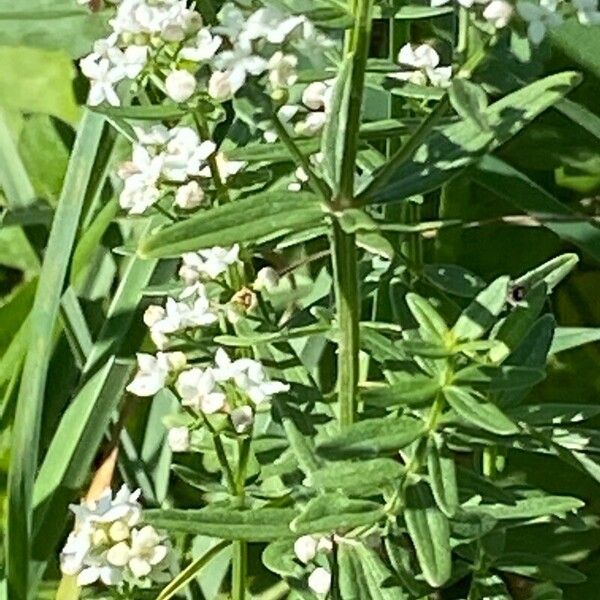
[517,0,563,44]
[80,56,123,106]
[295,111,328,136]
[213,348,290,405]
[572,0,600,23]
[118,145,163,214]
[483,0,514,26]
[431,0,487,7]
[179,245,240,282]
[176,367,227,413]
[175,180,205,209]
[302,81,333,111]
[133,124,171,146]
[111,45,148,79]
[180,28,223,61]
[127,525,170,578]
[165,69,197,103]
[263,104,299,142]
[210,45,269,99]
[268,52,298,89]
[308,567,332,595]
[214,4,246,40]
[241,7,305,45]
[294,535,318,564]
[198,153,244,181]
[254,267,280,291]
[167,426,190,452]
[388,43,452,87]
[162,127,216,181]
[127,352,186,397]
[231,406,254,433]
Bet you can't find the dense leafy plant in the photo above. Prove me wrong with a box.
[1,0,600,598]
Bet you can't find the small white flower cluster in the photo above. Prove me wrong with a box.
[117,125,219,214]
[206,4,331,101]
[389,43,452,88]
[126,351,186,397]
[517,0,599,44]
[175,348,289,418]
[294,535,333,596]
[179,244,241,283]
[144,283,218,349]
[60,486,171,587]
[433,0,514,28]
[79,0,203,106]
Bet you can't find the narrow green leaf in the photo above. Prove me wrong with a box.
[465,495,584,520]
[404,481,451,588]
[423,263,485,298]
[495,553,585,584]
[360,374,441,407]
[472,157,600,262]
[452,276,510,341]
[427,434,458,518]
[321,56,354,191]
[90,103,189,120]
[306,458,404,495]
[145,507,297,541]
[405,293,449,341]
[550,327,600,355]
[506,403,600,425]
[214,323,330,347]
[156,540,230,600]
[360,72,580,204]
[139,191,324,258]
[452,365,545,391]
[448,79,489,130]
[514,253,578,293]
[443,385,518,435]
[291,492,384,534]
[6,110,105,597]
[316,416,424,459]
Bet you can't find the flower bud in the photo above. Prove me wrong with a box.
[143,304,165,328]
[106,541,130,567]
[208,71,233,101]
[165,70,197,103]
[294,535,318,564]
[109,521,130,542]
[231,405,254,433]
[483,0,513,28]
[167,426,190,452]
[175,180,205,209]
[308,567,332,595]
[254,267,280,291]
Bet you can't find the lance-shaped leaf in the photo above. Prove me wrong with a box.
[291,492,384,534]
[404,481,451,588]
[452,365,546,391]
[463,495,584,520]
[443,385,518,435]
[506,403,600,426]
[145,507,297,541]
[550,327,600,355]
[316,415,424,459]
[471,157,600,262]
[448,78,489,131]
[138,191,325,258]
[306,458,404,495]
[489,282,547,362]
[359,71,581,204]
[494,553,585,584]
[451,276,510,342]
[427,434,458,518]
[6,110,105,597]
[405,293,449,342]
[513,253,578,293]
[360,373,441,408]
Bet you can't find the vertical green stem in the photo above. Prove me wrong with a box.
[232,437,251,599]
[457,7,470,60]
[332,221,360,427]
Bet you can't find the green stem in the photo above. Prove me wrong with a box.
[331,221,360,428]
[270,113,330,201]
[337,0,374,206]
[457,6,470,59]
[231,436,251,600]
[232,540,247,600]
[192,110,230,204]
